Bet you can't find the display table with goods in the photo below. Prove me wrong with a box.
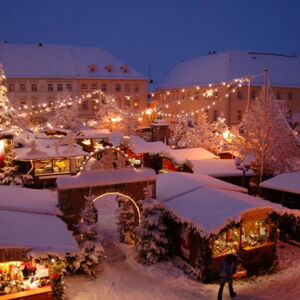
[0,260,52,300]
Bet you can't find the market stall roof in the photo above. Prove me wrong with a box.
[0,209,78,258]
[167,147,218,164]
[57,167,156,190]
[0,186,60,215]
[76,129,122,146]
[189,159,255,177]
[130,136,171,154]
[162,186,288,235]
[14,144,87,160]
[157,172,247,202]
[260,172,300,195]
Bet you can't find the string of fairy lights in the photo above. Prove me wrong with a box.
[2,71,265,123]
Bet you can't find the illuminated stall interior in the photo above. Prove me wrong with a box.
[0,258,51,298]
[0,133,14,168]
[212,208,275,257]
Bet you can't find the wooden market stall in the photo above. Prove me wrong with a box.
[0,132,14,168]
[0,206,78,299]
[157,175,285,282]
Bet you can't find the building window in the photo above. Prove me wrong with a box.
[81,83,88,92]
[115,84,121,92]
[82,101,88,111]
[288,92,293,100]
[8,84,14,92]
[276,91,281,100]
[213,110,218,121]
[48,84,54,91]
[101,83,107,92]
[237,91,242,100]
[19,84,26,92]
[251,91,256,99]
[57,84,63,91]
[32,101,38,111]
[31,84,37,92]
[133,83,139,92]
[124,83,130,92]
[125,99,130,107]
[92,100,99,111]
[48,100,54,108]
[91,83,97,91]
[134,100,139,109]
[66,83,72,91]
[20,101,27,109]
[237,110,243,122]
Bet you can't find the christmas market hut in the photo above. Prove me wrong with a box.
[0,187,78,299]
[260,172,300,209]
[13,132,87,186]
[157,172,286,282]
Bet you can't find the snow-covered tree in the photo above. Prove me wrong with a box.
[232,85,300,179]
[50,92,80,129]
[169,115,190,148]
[76,191,105,279]
[0,64,20,131]
[89,95,132,133]
[117,196,136,245]
[136,184,170,265]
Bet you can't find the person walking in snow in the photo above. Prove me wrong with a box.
[217,254,237,299]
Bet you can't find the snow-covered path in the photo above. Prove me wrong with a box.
[65,194,300,300]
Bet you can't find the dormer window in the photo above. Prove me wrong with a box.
[88,64,97,73]
[105,64,114,73]
[120,65,129,73]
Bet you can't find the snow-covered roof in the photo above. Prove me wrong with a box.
[260,172,300,195]
[76,130,122,146]
[157,172,247,202]
[167,147,218,164]
[0,209,78,257]
[156,50,300,90]
[57,168,156,190]
[130,136,171,154]
[14,144,87,160]
[0,186,60,215]
[189,159,255,177]
[163,186,286,235]
[0,42,147,80]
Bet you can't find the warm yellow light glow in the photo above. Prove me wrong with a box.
[111,117,122,122]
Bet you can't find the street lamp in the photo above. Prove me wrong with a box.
[234,154,255,187]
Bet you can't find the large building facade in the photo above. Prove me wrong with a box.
[153,50,300,125]
[0,42,148,122]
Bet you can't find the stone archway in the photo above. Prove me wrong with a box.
[57,147,156,230]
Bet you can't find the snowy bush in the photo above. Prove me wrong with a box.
[117,196,137,245]
[136,185,171,264]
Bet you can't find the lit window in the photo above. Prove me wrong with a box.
[20,101,27,108]
[82,101,88,111]
[134,100,139,109]
[115,84,121,92]
[81,83,88,92]
[237,110,243,121]
[19,84,26,92]
[8,84,14,92]
[48,84,54,91]
[91,83,97,91]
[124,83,130,92]
[133,83,139,92]
[57,84,63,91]
[213,110,218,121]
[31,84,37,92]
[66,83,72,91]
[101,83,107,92]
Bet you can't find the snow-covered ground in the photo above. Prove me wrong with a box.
[65,194,300,300]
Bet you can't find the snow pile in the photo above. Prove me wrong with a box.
[260,172,300,194]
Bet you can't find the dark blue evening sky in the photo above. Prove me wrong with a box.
[1,0,300,84]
